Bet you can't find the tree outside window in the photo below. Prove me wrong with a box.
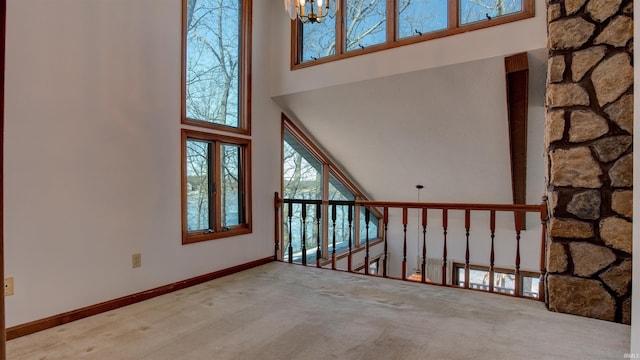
[185,0,247,130]
[183,130,251,244]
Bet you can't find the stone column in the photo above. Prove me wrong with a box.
[545,0,633,323]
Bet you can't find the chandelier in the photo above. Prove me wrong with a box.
[284,0,331,24]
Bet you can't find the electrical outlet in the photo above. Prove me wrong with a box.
[5,277,14,296]
[132,253,142,268]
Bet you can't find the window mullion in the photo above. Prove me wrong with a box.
[336,0,345,56]
[448,0,459,29]
[212,141,222,232]
[237,146,245,225]
[293,20,302,67]
[386,0,395,42]
[321,164,330,260]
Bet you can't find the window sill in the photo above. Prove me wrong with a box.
[183,226,252,245]
[318,238,384,266]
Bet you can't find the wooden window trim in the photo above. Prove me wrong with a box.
[291,0,534,69]
[182,129,252,245]
[353,253,383,272]
[452,262,538,277]
[452,262,539,297]
[281,113,382,259]
[182,0,252,135]
[282,114,375,203]
[505,53,529,229]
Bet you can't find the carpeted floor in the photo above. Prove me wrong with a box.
[7,262,631,359]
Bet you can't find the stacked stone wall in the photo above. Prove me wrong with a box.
[545,0,633,323]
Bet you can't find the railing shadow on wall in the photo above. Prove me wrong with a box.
[274,193,548,301]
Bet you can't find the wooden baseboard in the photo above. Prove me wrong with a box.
[6,256,273,340]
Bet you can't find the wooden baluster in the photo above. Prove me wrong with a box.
[442,209,448,285]
[402,207,408,280]
[364,208,370,275]
[539,199,548,302]
[464,209,470,289]
[489,210,496,293]
[421,208,427,283]
[331,203,337,270]
[514,211,523,296]
[274,193,280,261]
[316,204,322,268]
[287,201,293,264]
[301,203,307,266]
[383,207,389,278]
[348,204,353,272]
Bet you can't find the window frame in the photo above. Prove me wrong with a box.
[291,0,534,68]
[281,114,382,263]
[182,0,252,135]
[181,129,252,244]
[452,262,540,299]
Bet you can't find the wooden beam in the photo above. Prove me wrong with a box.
[505,53,529,229]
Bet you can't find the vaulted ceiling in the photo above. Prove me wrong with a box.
[274,48,548,204]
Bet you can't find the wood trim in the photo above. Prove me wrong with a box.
[181,129,253,245]
[386,0,395,42]
[452,261,540,299]
[282,114,375,203]
[336,0,345,56]
[292,0,535,69]
[281,113,384,260]
[282,114,330,164]
[279,122,286,261]
[451,261,539,277]
[353,254,382,272]
[241,0,252,134]
[448,0,459,29]
[6,257,274,340]
[504,52,529,229]
[335,238,383,261]
[358,200,544,213]
[319,238,384,266]
[1,0,6,357]
[181,0,187,133]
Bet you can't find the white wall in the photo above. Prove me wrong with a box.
[269,0,547,97]
[4,0,282,327]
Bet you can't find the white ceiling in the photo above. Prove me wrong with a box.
[274,49,548,204]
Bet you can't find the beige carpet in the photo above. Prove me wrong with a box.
[8,262,630,359]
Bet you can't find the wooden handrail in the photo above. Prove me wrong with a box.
[276,193,549,301]
[357,200,545,213]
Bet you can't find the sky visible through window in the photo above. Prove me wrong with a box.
[460,0,522,24]
[398,0,447,39]
[300,0,524,62]
[186,0,241,127]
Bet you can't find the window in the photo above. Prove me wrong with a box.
[292,0,533,66]
[181,0,252,244]
[300,0,338,62]
[453,263,540,299]
[397,0,448,40]
[283,128,324,263]
[359,207,379,245]
[283,130,323,200]
[345,0,387,51]
[282,115,381,264]
[459,0,523,25]
[329,174,355,253]
[183,0,251,134]
[182,130,251,244]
